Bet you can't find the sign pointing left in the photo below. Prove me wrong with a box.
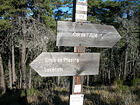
[30,52,100,77]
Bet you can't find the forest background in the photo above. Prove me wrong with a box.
[0,0,140,105]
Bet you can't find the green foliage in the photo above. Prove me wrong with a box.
[0,0,26,16]
[115,85,130,93]
[114,79,123,86]
[26,88,40,97]
[42,15,56,31]
[88,0,122,24]
[0,20,12,32]
[132,78,140,87]
[47,39,57,52]
[21,88,40,98]
[20,90,26,97]
[113,79,131,93]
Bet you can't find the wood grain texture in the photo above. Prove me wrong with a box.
[30,52,100,77]
[56,21,121,48]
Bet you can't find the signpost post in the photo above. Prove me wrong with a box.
[70,1,88,105]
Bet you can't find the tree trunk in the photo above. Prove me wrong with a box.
[19,67,22,89]
[87,76,89,86]
[102,67,105,84]
[12,38,16,86]
[123,48,128,81]
[21,35,26,89]
[8,59,12,89]
[0,54,6,92]
[119,62,122,80]
[21,19,27,89]
[108,69,111,84]
[108,49,112,84]
[29,68,32,89]
[57,76,60,86]
[132,52,136,79]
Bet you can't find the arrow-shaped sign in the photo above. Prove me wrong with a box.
[57,21,121,48]
[30,52,100,77]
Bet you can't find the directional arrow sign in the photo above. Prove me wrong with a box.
[30,52,100,77]
[57,21,121,48]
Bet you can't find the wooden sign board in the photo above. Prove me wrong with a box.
[57,21,121,48]
[70,94,84,105]
[30,52,100,77]
[76,0,87,22]
[74,84,82,93]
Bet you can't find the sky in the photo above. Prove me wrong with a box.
[55,0,108,15]
[27,0,138,19]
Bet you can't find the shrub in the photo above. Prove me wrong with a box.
[132,78,140,87]
[113,79,123,87]
[26,88,40,97]
[20,90,26,97]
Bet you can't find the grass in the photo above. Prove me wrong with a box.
[0,84,140,105]
[84,85,140,105]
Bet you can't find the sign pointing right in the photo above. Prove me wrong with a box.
[57,21,121,48]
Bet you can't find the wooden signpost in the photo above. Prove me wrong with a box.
[30,0,121,105]
[30,52,100,77]
[57,21,121,48]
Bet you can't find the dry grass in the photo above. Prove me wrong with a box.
[59,95,69,102]
[84,85,140,105]
[24,85,140,105]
